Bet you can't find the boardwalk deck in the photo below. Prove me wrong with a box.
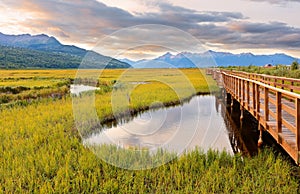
[208,69,300,165]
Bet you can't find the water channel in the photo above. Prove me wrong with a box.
[82,93,259,156]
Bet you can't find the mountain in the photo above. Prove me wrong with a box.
[121,51,298,68]
[120,52,197,68]
[204,50,297,67]
[118,58,135,65]
[0,32,131,69]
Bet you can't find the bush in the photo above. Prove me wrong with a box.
[291,61,299,70]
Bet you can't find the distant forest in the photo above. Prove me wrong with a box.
[0,46,130,69]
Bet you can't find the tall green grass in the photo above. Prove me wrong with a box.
[0,69,298,193]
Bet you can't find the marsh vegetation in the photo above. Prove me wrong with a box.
[0,69,298,193]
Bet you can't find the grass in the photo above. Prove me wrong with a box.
[0,68,298,193]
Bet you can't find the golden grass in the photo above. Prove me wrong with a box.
[0,69,298,193]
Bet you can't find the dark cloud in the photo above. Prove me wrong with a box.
[226,21,300,48]
[2,0,300,57]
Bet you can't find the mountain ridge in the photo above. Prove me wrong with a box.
[0,32,131,69]
[120,51,299,68]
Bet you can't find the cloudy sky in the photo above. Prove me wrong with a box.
[0,0,300,59]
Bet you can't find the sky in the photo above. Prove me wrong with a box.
[0,0,300,59]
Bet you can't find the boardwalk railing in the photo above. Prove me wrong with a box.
[222,70,300,93]
[208,69,300,165]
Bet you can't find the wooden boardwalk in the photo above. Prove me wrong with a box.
[207,69,300,165]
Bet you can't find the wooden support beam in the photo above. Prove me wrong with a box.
[258,124,263,147]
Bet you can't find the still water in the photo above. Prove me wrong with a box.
[83,95,258,155]
[70,84,99,96]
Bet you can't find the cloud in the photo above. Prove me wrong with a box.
[226,21,300,48]
[0,0,245,45]
[1,0,300,58]
[246,0,300,4]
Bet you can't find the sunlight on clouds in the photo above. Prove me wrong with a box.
[0,0,299,58]
[98,0,160,14]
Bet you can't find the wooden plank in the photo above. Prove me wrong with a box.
[282,103,296,116]
[269,110,276,119]
[269,96,276,105]
[279,133,298,161]
[282,118,296,135]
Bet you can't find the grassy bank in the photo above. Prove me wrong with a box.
[0,69,298,193]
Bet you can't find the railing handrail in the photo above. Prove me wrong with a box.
[222,69,300,82]
[222,71,300,99]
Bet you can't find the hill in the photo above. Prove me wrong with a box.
[0,33,131,69]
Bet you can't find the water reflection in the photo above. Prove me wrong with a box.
[83,93,259,156]
[216,95,258,156]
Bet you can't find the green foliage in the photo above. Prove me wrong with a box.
[229,62,300,79]
[291,61,299,70]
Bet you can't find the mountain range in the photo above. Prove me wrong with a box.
[0,32,131,69]
[120,51,299,68]
[0,32,298,69]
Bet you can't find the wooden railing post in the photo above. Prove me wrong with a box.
[281,80,284,90]
[291,82,294,92]
[264,88,269,122]
[242,80,245,106]
[235,77,237,98]
[232,76,234,93]
[296,98,300,154]
[276,91,282,143]
[256,84,260,120]
[247,81,250,110]
[234,77,237,98]
[238,78,241,101]
[230,75,232,94]
[252,83,256,116]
